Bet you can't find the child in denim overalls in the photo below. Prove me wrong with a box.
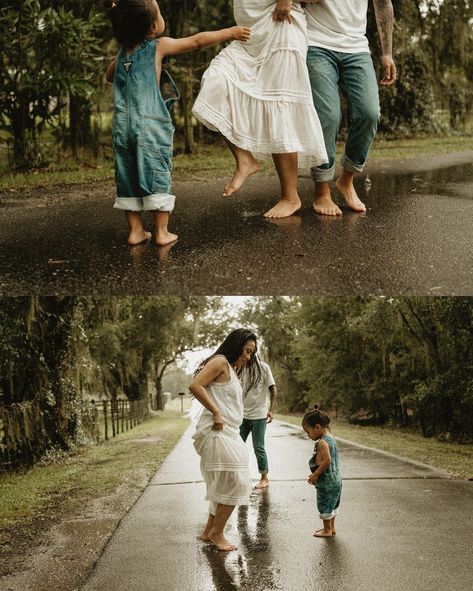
[302,404,342,538]
[106,0,250,245]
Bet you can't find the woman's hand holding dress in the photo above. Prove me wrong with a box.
[212,412,225,430]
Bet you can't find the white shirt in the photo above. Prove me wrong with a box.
[242,361,276,420]
[305,0,370,54]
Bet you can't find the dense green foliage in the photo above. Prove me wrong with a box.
[0,296,227,468]
[241,297,473,441]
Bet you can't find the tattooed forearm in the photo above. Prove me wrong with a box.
[373,0,394,56]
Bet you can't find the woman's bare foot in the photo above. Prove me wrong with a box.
[156,231,178,246]
[313,529,333,538]
[264,196,301,218]
[209,532,236,552]
[223,156,259,197]
[128,230,152,245]
[335,178,366,212]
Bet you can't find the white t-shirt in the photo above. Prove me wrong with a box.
[305,0,370,54]
[242,361,276,420]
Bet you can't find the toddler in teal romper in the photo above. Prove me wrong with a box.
[303,404,342,537]
[106,0,251,245]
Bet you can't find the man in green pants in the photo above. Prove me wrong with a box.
[240,360,277,489]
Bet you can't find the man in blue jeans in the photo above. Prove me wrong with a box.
[240,360,277,489]
[274,0,396,215]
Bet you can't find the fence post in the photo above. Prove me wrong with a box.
[103,400,108,441]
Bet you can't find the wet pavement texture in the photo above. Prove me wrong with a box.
[1,162,472,295]
[82,421,473,591]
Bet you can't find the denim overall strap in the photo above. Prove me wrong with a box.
[112,39,179,212]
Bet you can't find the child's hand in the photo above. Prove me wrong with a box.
[230,26,251,42]
[308,473,318,485]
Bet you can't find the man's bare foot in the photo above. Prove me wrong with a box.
[128,230,151,245]
[313,529,333,538]
[264,196,301,218]
[223,156,259,197]
[255,477,269,490]
[313,191,342,217]
[156,231,178,246]
[209,532,236,552]
[335,178,366,212]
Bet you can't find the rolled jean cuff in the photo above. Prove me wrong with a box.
[311,164,335,183]
[341,153,365,174]
[319,507,340,520]
[113,193,175,212]
[143,193,175,212]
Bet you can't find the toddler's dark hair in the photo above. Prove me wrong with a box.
[108,0,159,49]
[302,404,331,428]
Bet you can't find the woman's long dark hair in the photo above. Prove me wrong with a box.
[108,0,158,49]
[196,328,262,391]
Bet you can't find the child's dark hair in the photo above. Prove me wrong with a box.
[302,404,331,428]
[108,0,159,49]
[196,328,262,391]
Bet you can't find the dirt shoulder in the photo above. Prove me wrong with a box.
[0,413,189,591]
[1,151,471,211]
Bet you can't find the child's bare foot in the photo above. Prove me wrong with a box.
[313,184,342,216]
[198,533,212,542]
[209,532,236,552]
[223,156,259,197]
[128,230,152,245]
[313,529,333,538]
[156,231,178,246]
[264,196,301,218]
[335,178,366,212]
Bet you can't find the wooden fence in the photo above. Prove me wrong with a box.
[0,397,152,472]
[88,398,150,442]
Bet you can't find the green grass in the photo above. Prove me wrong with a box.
[276,413,473,480]
[1,135,472,191]
[0,404,189,548]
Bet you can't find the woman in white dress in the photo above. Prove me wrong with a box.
[193,0,327,218]
[189,328,262,551]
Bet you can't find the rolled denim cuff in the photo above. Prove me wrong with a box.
[319,508,339,520]
[113,197,143,211]
[341,153,365,174]
[113,194,175,212]
[142,193,175,212]
[310,164,335,183]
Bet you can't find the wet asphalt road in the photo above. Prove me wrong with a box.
[82,421,473,591]
[1,158,473,295]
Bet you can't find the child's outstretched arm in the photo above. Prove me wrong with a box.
[307,439,331,485]
[158,26,250,57]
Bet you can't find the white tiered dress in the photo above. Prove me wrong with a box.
[192,362,251,514]
[192,1,328,169]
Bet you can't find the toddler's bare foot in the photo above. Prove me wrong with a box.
[156,231,178,246]
[313,529,333,538]
[264,196,301,218]
[335,178,366,212]
[312,186,342,216]
[128,230,151,245]
[223,156,259,197]
[209,532,236,552]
